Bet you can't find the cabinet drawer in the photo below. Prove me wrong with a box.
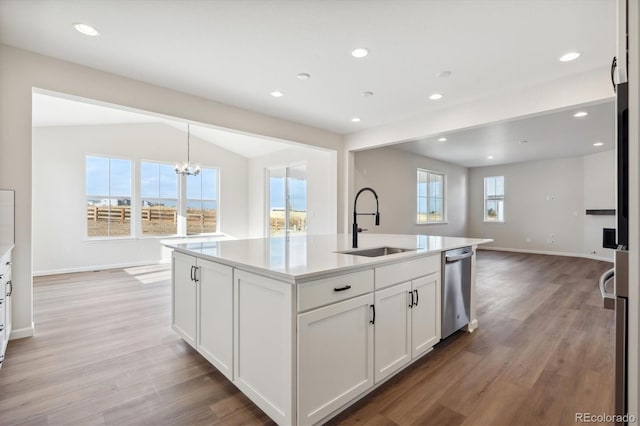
[375,255,440,290]
[298,269,374,312]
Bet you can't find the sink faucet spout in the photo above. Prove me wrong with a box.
[352,187,380,248]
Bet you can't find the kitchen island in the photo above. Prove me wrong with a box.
[167,234,491,425]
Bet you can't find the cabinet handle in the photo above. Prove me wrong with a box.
[414,289,419,307]
[190,265,195,282]
[193,266,200,283]
[370,304,375,325]
[408,291,414,308]
[333,285,351,292]
[6,280,11,297]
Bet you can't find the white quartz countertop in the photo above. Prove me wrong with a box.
[167,234,492,283]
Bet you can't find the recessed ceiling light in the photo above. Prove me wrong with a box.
[362,91,374,97]
[437,71,452,78]
[559,51,581,62]
[573,111,588,118]
[270,91,284,97]
[429,93,443,101]
[73,23,100,36]
[296,73,310,80]
[593,142,604,147]
[351,48,369,58]
[437,137,447,142]
[487,156,494,160]
[351,117,361,123]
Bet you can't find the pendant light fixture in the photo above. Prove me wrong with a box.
[175,123,201,176]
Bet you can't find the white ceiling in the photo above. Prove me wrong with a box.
[0,0,615,135]
[32,93,296,158]
[396,100,615,168]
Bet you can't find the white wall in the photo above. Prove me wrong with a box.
[0,44,344,338]
[248,146,337,237]
[583,150,616,258]
[32,123,249,275]
[353,147,468,237]
[469,152,615,260]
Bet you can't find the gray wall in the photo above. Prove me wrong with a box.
[354,147,468,237]
[469,151,615,259]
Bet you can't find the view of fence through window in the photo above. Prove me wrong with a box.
[269,165,307,237]
[86,156,218,237]
[186,168,217,235]
[141,161,178,236]
[86,156,132,237]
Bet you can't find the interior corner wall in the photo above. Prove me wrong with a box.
[248,146,337,237]
[469,152,615,260]
[583,150,616,258]
[0,43,343,337]
[353,147,469,237]
[32,123,249,274]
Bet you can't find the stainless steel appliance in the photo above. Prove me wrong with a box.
[611,0,629,422]
[442,246,472,339]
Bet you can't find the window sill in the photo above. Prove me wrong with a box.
[416,222,448,225]
[483,220,505,223]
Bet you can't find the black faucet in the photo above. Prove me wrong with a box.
[352,187,380,248]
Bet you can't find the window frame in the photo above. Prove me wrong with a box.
[139,159,180,238]
[85,155,221,240]
[85,154,134,240]
[416,168,447,225]
[185,165,220,236]
[483,175,505,223]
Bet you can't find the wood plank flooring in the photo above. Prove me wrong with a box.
[0,251,615,425]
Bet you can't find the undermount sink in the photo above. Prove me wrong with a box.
[337,246,416,257]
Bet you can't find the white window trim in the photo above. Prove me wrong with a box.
[185,165,220,236]
[85,154,134,240]
[483,176,505,223]
[417,168,447,225]
[85,156,220,240]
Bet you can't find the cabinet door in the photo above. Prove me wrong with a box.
[374,281,412,383]
[298,293,374,425]
[172,252,197,347]
[197,259,233,380]
[411,274,441,358]
[234,270,293,425]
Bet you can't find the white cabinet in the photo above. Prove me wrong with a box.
[198,259,233,380]
[172,251,197,346]
[234,270,293,426]
[374,281,412,383]
[171,251,233,380]
[374,272,441,384]
[411,274,441,358]
[298,293,374,425]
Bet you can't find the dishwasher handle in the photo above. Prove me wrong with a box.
[445,251,473,263]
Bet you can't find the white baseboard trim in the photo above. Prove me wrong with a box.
[10,323,35,340]
[33,260,171,277]
[477,246,613,263]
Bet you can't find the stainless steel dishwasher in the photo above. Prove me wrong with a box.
[442,246,473,339]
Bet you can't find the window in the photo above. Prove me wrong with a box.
[417,169,445,224]
[268,164,307,237]
[484,176,505,222]
[140,161,179,236]
[186,167,218,235]
[86,156,133,237]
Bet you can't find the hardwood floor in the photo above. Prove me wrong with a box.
[0,251,614,425]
